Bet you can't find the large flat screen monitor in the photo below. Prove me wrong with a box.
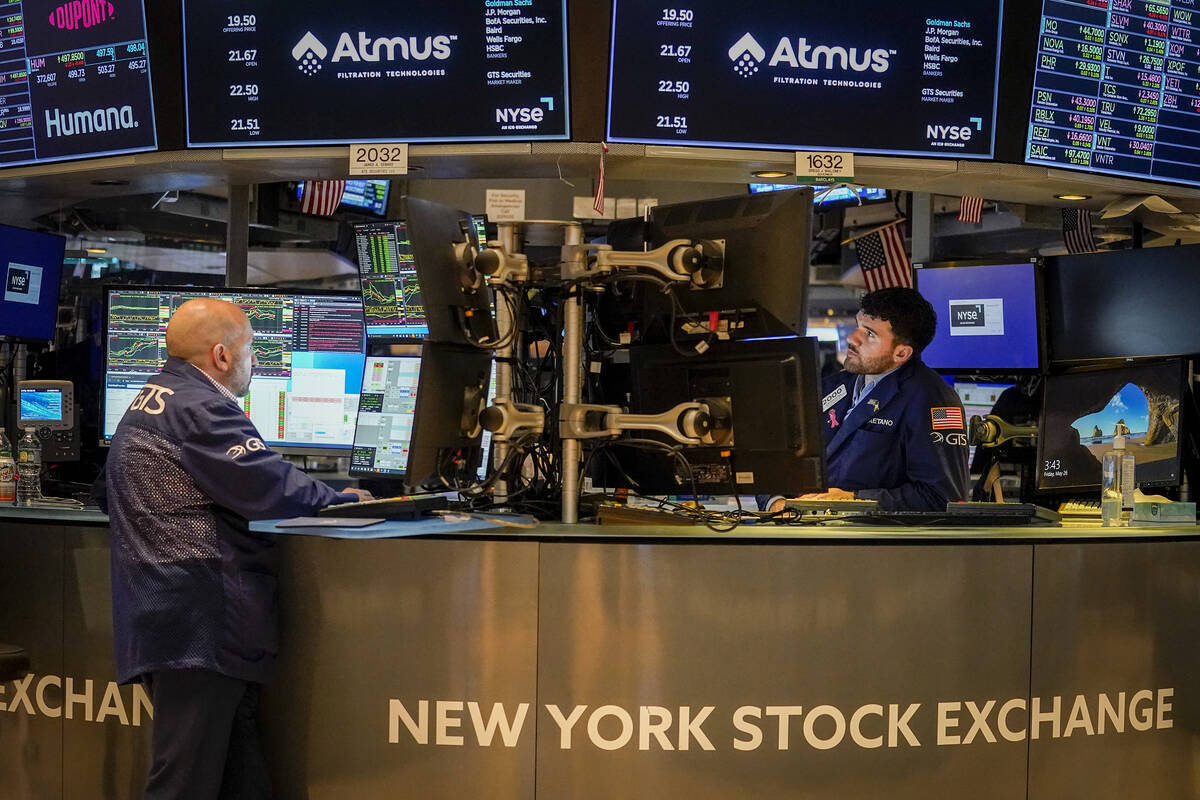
[1025,0,1200,187]
[349,354,493,481]
[1037,359,1184,491]
[606,0,1004,158]
[0,0,157,167]
[593,337,826,496]
[636,189,813,341]
[1047,246,1200,363]
[181,0,569,146]
[915,259,1043,373]
[103,286,365,454]
[0,224,66,341]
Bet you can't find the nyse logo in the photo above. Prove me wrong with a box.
[951,303,986,327]
[728,33,766,77]
[495,97,554,128]
[48,0,115,31]
[6,268,28,294]
[927,123,973,142]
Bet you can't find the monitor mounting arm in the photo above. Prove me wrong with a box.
[559,239,725,287]
[559,398,733,447]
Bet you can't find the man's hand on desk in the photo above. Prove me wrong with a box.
[768,488,854,513]
[342,488,375,502]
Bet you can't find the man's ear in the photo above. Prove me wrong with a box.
[893,343,914,366]
[211,342,230,373]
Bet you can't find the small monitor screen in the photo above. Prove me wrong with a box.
[350,355,494,480]
[916,261,1041,372]
[0,224,67,341]
[354,221,427,340]
[750,184,887,206]
[104,287,365,452]
[1037,360,1183,491]
[20,389,63,422]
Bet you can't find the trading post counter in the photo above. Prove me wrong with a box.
[2,507,1200,799]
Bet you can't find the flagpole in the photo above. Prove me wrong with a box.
[841,217,905,246]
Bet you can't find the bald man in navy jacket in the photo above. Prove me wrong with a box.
[100,298,370,799]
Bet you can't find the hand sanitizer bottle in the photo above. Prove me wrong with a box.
[1101,433,1135,527]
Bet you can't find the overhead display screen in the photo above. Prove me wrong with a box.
[0,0,156,167]
[606,0,1004,157]
[1026,0,1200,185]
[181,0,569,146]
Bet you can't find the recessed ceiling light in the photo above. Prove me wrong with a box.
[752,170,791,179]
[1055,193,1091,201]
[91,178,129,186]
[85,248,107,254]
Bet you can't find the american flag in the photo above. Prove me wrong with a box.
[958,195,984,224]
[931,407,965,430]
[1062,208,1098,254]
[592,142,608,215]
[299,179,347,216]
[856,223,912,292]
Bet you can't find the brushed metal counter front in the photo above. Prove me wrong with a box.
[1,509,1198,799]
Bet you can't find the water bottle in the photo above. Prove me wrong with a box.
[0,431,15,504]
[16,429,41,506]
[1100,433,1134,527]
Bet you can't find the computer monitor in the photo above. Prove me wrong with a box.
[1047,246,1200,363]
[103,286,366,455]
[915,259,1043,373]
[749,184,888,207]
[407,198,497,347]
[298,180,391,216]
[349,353,494,482]
[18,380,73,431]
[594,337,825,496]
[405,343,494,490]
[1037,359,1184,491]
[354,220,428,341]
[639,188,813,342]
[0,224,67,341]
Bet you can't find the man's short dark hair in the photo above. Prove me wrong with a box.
[859,288,937,352]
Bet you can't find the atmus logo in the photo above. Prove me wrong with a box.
[292,30,455,76]
[728,33,766,78]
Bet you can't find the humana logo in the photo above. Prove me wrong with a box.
[291,30,455,75]
[730,32,893,75]
[45,105,137,138]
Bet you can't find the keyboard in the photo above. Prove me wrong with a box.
[1058,499,1102,517]
[317,494,449,520]
[784,498,880,515]
[945,502,1061,525]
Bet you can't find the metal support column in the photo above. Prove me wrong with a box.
[909,191,934,264]
[492,223,520,500]
[226,183,251,287]
[560,224,585,523]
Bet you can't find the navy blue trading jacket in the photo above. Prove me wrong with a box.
[102,357,354,685]
[819,358,969,511]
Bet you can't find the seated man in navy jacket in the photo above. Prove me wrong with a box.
[101,298,370,799]
[773,287,969,512]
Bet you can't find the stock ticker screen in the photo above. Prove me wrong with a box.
[181,0,569,146]
[0,0,157,166]
[606,0,1004,157]
[1026,0,1200,186]
[104,288,366,452]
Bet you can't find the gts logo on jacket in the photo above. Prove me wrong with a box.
[227,438,266,460]
[129,384,174,415]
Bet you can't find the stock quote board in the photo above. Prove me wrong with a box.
[1026,0,1200,186]
[606,0,1004,158]
[181,0,569,146]
[0,0,156,167]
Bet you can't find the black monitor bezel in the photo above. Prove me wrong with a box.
[348,353,423,480]
[1035,358,1186,492]
[101,284,366,455]
[913,257,1047,375]
[354,219,430,345]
